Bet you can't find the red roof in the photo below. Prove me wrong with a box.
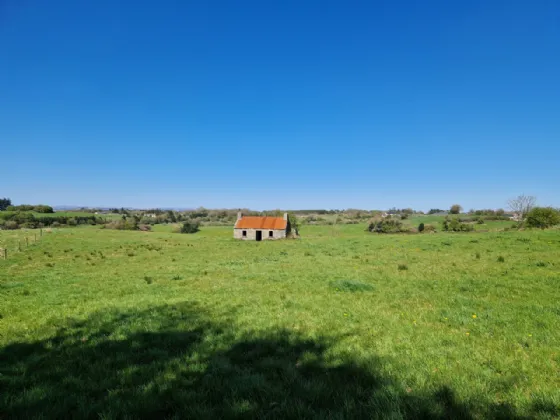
[235,216,287,230]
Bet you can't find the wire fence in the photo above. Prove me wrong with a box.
[0,228,44,260]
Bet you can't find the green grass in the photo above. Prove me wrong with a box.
[1,225,559,418]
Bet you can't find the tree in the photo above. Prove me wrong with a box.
[287,213,299,236]
[496,208,505,216]
[0,198,12,211]
[525,207,560,229]
[507,194,536,221]
[450,204,462,214]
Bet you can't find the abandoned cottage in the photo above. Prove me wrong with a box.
[234,212,288,241]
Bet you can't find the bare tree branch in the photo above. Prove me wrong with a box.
[507,194,536,221]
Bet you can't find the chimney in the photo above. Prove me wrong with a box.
[283,212,288,220]
[237,212,242,220]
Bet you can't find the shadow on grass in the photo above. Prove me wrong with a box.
[0,302,557,419]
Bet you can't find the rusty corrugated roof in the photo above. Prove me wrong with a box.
[234,216,287,230]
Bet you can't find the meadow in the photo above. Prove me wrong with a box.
[0,222,559,419]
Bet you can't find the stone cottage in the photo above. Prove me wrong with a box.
[234,212,288,241]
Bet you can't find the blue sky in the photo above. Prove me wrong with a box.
[1,0,559,210]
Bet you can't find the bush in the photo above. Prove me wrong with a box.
[178,221,200,234]
[418,223,425,232]
[442,217,474,232]
[525,207,560,229]
[51,221,61,228]
[423,224,436,233]
[368,219,407,234]
[19,222,37,229]
[104,219,141,231]
[4,220,19,230]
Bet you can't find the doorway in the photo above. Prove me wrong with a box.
[255,230,262,241]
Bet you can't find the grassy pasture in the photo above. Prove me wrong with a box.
[1,225,559,418]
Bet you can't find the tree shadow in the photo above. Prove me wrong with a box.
[0,302,556,419]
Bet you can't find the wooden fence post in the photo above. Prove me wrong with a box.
[26,237,29,247]
[18,241,21,252]
[3,248,7,260]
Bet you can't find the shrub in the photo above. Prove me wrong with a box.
[497,256,505,263]
[397,264,408,271]
[418,223,425,232]
[4,220,19,230]
[442,217,474,232]
[33,205,54,213]
[525,207,560,229]
[19,222,37,229]
[51,221,61,228]
[368,219,407,234]
[178,221,200,234]
[423,224,436,233]
[67,218,78,226]
[105,218,142,231]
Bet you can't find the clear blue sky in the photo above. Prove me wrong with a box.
[1,0,559,210]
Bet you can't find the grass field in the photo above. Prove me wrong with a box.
[1,225,559,418]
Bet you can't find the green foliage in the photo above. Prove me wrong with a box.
[418,223,425,232]
[449,204,462,214]
[0,212,97,229]
[427,209,445,214]
[442,217,474,232]
[178,221,200,234]
[0,197,12,211]
[5,204,54,213]
[368,219,407,234]
[287,213,299,235]
[4,220,19,230]
[525,207,560,229]
[105,217,141,231]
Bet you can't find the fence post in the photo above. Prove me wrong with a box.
[26,237,29,247]
[40,228,43,237]
[3,248,7,260]
[18,241,21,252]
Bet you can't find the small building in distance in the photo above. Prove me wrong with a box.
[234,212,288,241]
